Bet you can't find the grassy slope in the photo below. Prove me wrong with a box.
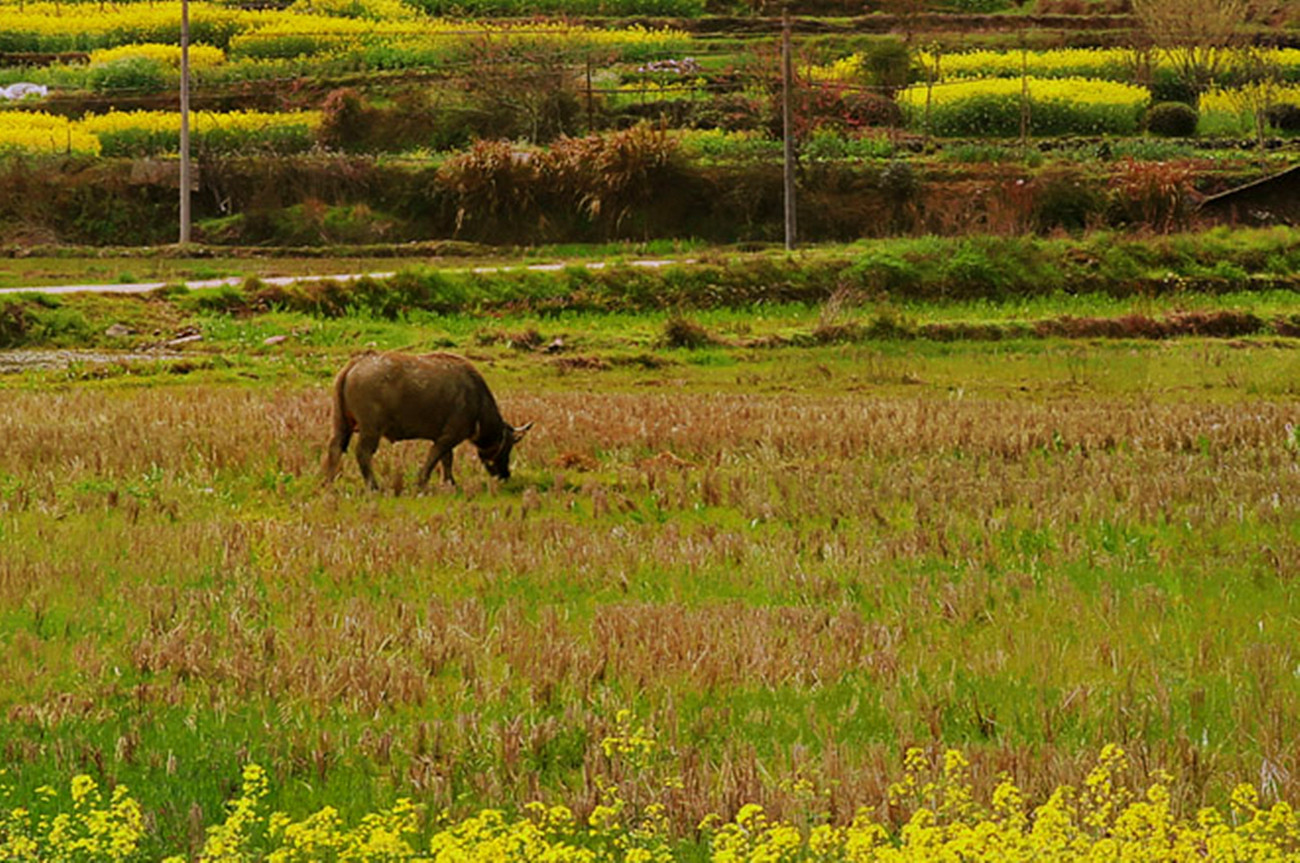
[0,296,1298,856]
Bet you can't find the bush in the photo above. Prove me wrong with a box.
[838,92,904,128]
[1145,101,1199,137]
[861,38,914,93]
[661,314,718,348]
[0,296,91,347]
[941,242,1007,297]
[1033,169,1105,232]
[317,88,373,152]
[878,159,918,203]
[1265,102,1300,132]
[229,33,326,61]
[0,299,28,347]
[1148,69,1200,107]
[845,248,922,293]
[901,78,1148,137]
[87,57,169,94]
[802,129,895,161]
[1108,158,1196,232]
[435,124,685,242]
[548,123,684,235]
[916,92,1140,137]
[436,140,541,241]
[95,128,175,158]
[686,93,772,133]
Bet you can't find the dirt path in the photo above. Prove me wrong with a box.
[0,259,689,295]
[0,272,396,296]
[0,349,191,372]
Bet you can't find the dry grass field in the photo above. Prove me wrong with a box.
[0,334,1298,857]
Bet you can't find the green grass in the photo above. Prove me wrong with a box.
[0,244,1298,857]
[1,338,1299,833]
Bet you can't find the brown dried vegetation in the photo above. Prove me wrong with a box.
[0,369,1298,831]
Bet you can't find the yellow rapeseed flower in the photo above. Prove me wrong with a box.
[10,747,1300,860]
[0,111,102,155]
[89,42,226,69]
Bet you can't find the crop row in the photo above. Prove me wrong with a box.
[818,46,1300,87]
[0,2,691,58]
[0,108,321,155]
[898,76,1151,136]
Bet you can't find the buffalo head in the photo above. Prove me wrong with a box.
[477,421,534,480]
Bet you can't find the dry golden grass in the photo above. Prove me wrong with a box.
[0,365,1297,845]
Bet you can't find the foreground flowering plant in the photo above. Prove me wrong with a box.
[0,770,144,861]
[2,746,1299,860]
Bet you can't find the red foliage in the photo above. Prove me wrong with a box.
[1109,158,1199,233]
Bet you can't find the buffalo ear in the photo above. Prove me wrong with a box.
[512,421,534,442]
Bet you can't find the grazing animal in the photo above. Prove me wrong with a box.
[324,351,532,490]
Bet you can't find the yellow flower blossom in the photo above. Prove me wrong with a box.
[89,42,226,69]
[0,110,101,156]
[898,76,1149,110]
[6,748,1300,860]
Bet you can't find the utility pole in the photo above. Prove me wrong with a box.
[781,3,797,251]
[179,0,191,245]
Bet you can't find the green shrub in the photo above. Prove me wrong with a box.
[1106,139,1197,161]
[845,248,923,293]
[0,296,91,347]
[1145,101,1199,137]
[802,129,895,161]
[686,94,772,134]
[1148,69,1200,107]
[200,124,316,155]
[661,314,718,348]
[252,202,396,246]
[942,143,1019,163]
[87,57,169,94]
[861,38,915,93]
[1033,169,1105,232]
[0,298,27,347]
[95,128,176,158]
[941,242,1005,297]
[229,33,327,61]
[186,284,247,313]
[878,159,919,203]
[1265,103,1300,132]
[925,94,1128,137]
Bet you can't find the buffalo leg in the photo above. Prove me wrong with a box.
[418,437,457,488]
[355,432,383,491]
[323,433,347,484]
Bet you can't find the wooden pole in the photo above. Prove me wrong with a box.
[179,0,191,245]
[781,4,797,251]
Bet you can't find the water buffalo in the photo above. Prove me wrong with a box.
[324,351,532,490]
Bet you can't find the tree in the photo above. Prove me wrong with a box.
[1134,0,1300,103]
[1130,0,1249,103]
